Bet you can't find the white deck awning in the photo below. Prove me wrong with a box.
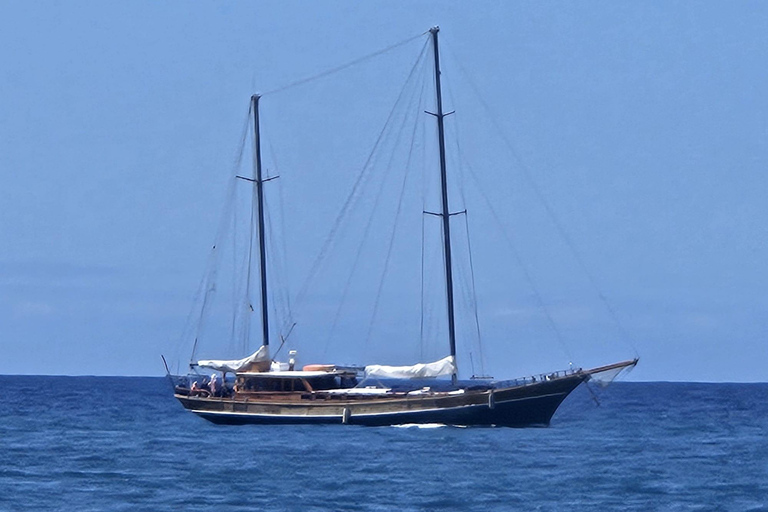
[237,370,339,379]
[195,345,269,373]
[364,355,456,379]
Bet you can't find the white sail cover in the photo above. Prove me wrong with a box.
[364,355,456,379]
[196,345,269,373]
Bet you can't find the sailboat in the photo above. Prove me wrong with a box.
[169,27,637,427]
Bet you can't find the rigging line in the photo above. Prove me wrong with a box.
[263,192,275,328]
[419,64,434,362]
[188,106,252,363]
[229,182,238,350]
[324,50,426,354]
[227,107,257,357]
[263,189,292,340]
[438,198,447,336]
[364,57,428,348]
[231,137,254,353]
[189,230,223,363]
[445,65,486,375]
[295,39,431,307]
[268,142,295,331]
[443,67,468,210]
[263,192,283,340]
[452,229,473,351]
[233,186,254,356]
[231,134,256,356]
[464,157,574,362]
[423,240,442,360]
[230,126,253,350]
[420,213,426,361]
[242,101,258,353]
[261,32,428,96]
[243,173,257,353]
[187,228,217,362]
[463,212,488,377]
[448,47,639,357]
[260,174,283,330]
[192,191,236,361]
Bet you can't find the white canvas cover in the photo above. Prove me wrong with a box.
[196,345,269,373]
[364,355,456,379]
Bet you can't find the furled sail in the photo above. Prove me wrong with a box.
[364,355,456,379]
[195,345,270,373]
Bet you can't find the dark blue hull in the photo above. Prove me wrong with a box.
[180,374,586,428]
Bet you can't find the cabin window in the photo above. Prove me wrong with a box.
[235,374,351,392]
[305,375,338,391]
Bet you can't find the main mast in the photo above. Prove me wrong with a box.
[252,94,270,348]
[429,27,457,383]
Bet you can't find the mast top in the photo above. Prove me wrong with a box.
[429,26,440,34]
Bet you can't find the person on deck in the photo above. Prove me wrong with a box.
[190,381,210,397]
[210,374,220,397]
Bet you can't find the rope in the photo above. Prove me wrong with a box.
[242,157,257,353]
[186,106,252,363]
[295,39,430,308]
[264,188,295,348]
[464,157,575,362]
[261,32,428,96]
[419,214,426,361]
[463,212,487,376]
[267,142,296,337]
[364,55,428,347]
[263,191,278,340]
[447,46,640,358]
[323,45,429,355]
[445,75,486,375]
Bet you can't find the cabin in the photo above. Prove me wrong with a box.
[234,370,358,395]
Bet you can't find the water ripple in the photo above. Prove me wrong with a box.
[1,377,766,511]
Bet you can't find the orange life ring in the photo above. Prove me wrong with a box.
[302,364,335,372]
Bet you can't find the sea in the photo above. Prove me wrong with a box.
[0,376,766,511]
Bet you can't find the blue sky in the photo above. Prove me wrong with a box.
[1,1,767,381]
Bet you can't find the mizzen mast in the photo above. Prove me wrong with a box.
[252,94,270,348]
[429,26,457,383]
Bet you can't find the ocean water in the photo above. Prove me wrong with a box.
[0,377,766,511]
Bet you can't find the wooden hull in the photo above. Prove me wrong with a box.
[175,373,587,427]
